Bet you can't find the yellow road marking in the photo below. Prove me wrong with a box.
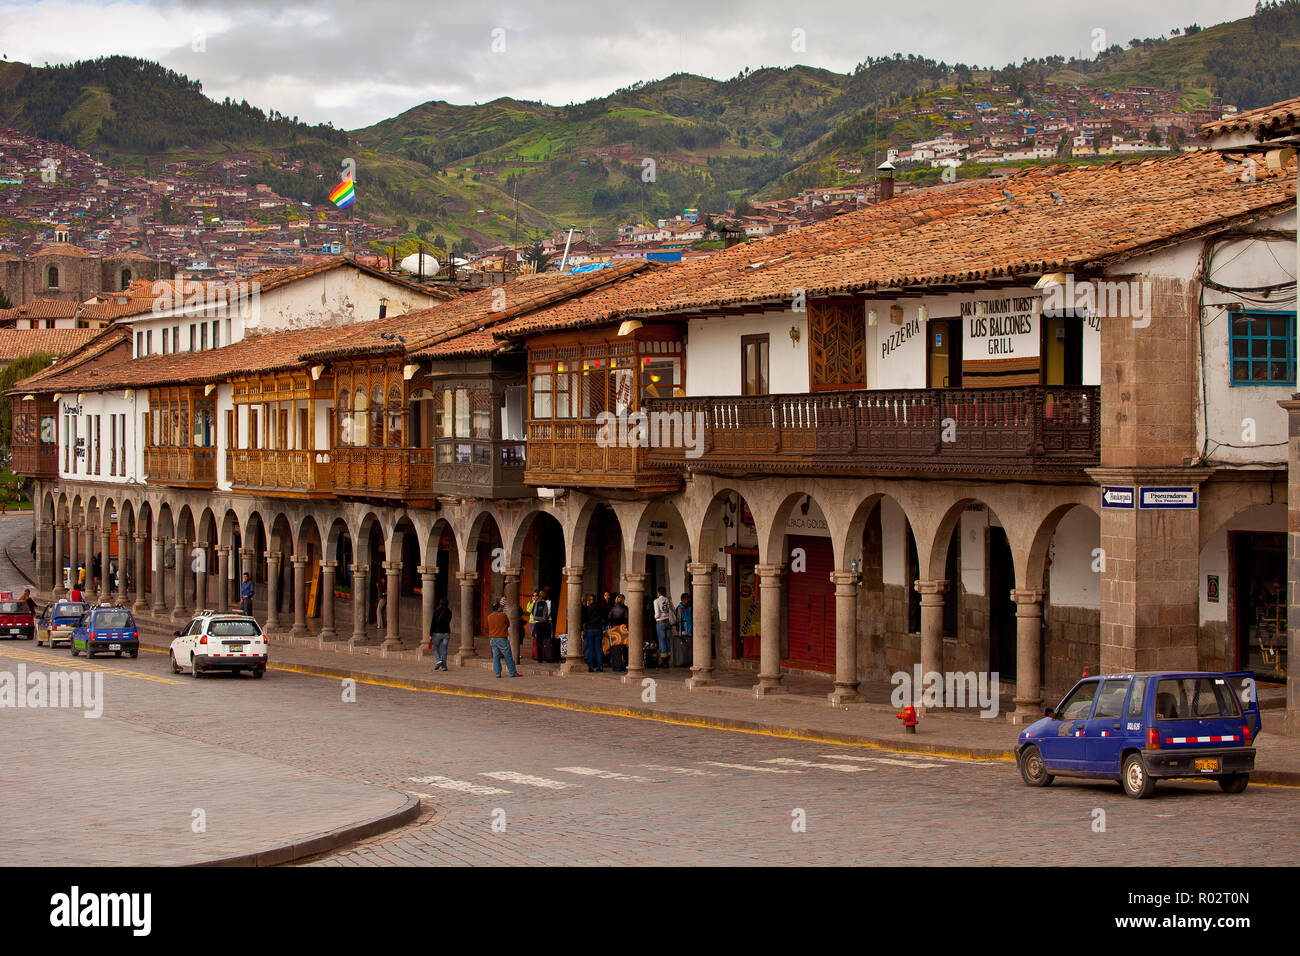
[0,644,184,685]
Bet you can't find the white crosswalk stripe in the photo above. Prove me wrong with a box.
[630,763,718,777]
[819,753,945,769]
[481,771,576,789]
[701,760,804,774]
[762,758,872,772]
[556,766,653,782]
[408,775,510,795]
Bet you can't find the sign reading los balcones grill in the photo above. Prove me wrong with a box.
[961,297,1039,358]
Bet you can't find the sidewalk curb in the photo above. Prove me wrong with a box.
[191,791,422,867]
[4,547,36,588]
[124,622,1300,785]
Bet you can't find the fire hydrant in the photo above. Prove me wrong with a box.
[896,702,918,734]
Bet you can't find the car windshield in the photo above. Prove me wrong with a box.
[0,601,27,613]
[95,611,133,629]
[1155,677,1241,719]
[56,603,86,618]
[210,621,261,637]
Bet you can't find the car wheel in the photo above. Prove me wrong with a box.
[71,642,79,657]
[252,667,265,679]
[169,651,181,674]
[1121,753,1156,799]
[1018,745,1053,787]
[190,657,202,678]
[1218,773,1250,794]
[129,650,138,659]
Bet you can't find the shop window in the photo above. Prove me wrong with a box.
[1230,310,1295,386]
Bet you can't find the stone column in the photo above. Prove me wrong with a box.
[350,565,369,646]
[381,560,402,649]
[291,554,309,638]
[830,570,862,705]
[115,529,128,603]
[454,570,477,664]
[686,562,716,688]
[504,568,522,665]
[561,566,584,673]
[151,534,166,614]
[193,548,208,615]
[623,571,647,681]
[916,579,947,693]
[418,564,436,651]
[53,522,66,598]
[1010,588,1046,724]
[133,533,148,612]
[318,561,339,641]
[215,546,230,612]
[754,563,786,696]
[99,529,111,603]
[171,538,188,620]
[265,551,282,633]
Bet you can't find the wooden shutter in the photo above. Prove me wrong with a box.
[808,301,865,390]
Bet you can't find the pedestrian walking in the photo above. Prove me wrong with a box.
[429,598,451,671]
[653,586,673,661]
[581,593,605,672]
[375,574,387,630]
[239,572,255,616]
[487,600,518,677]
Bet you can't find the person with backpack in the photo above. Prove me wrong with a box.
[428,598,452,671]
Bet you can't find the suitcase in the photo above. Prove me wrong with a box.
[643,641,660,668]
[672,632,693,668]
[609,644,629,672]
[543,636,561,663]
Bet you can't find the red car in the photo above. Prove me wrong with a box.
[0,592,36,640]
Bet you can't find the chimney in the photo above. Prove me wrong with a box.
[876,161,895,202]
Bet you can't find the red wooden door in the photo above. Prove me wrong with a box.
[785,535,835,670]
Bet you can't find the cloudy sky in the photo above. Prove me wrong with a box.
[0,0,1259,130]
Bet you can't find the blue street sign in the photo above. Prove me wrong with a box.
[1101,486,1135,509]
[1139,486,1198,509]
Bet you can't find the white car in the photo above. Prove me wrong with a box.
[169,610,268,679]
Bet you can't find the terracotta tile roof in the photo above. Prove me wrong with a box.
[0,329,102,362]
[31,243,93,258]
[299,260,652,362]
[0,297,155,324]
[1202,96,1300,138]
[487,151,1296,338]
[245,256,462,301]
[7,326,134,394]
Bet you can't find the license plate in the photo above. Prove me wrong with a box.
[108,643,121,650]
[1195,757,1220,773]
[8,629,19,634]
[225,643,246,651]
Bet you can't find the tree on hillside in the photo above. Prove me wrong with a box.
[521,241,555,273]
[0,352,54,461]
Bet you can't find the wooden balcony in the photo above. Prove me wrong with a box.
[431,439,530,499]
[525,420,684,493]
[230,449,333,497]
[644,386,1100,478]
[332,447,437,501]
[11,443,58,480]
[145,446,217,488]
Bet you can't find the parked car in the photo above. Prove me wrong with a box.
[70,606,139,659]
[170,611,268,678]
[35,601,87,649]
[1016,671,1262,798]
[0,594,35,640]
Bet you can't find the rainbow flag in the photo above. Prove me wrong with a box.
[329,176,355,209]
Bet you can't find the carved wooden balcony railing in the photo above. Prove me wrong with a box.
[331,447,437,498]
[643,386,1100,477]
[145,446,217,487]
[525,420,684,493]
[432,439,530,499]
[230,449,333,496]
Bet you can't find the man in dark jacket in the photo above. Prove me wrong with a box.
[581,593,605,672]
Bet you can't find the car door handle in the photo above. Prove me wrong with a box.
[1112,723,1121,730]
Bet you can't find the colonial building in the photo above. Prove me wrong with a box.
[0,244,173,308]
[12,145,1299,732]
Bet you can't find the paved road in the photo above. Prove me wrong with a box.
[4,513,1297,866]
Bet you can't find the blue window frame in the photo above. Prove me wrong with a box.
[1230,310,1295,386]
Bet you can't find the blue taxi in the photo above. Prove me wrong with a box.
[70,606,140,659]
[1016,671,1261,798]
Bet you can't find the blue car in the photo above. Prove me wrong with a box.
[1016,671,1261,798]
[70,606,140,659]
